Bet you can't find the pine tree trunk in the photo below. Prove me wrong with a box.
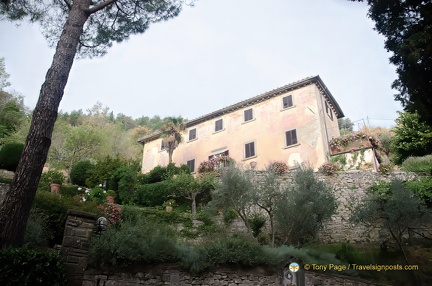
[0,0,91,249]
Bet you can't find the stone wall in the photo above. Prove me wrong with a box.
[82,265,386,286]
[251,170,417,244]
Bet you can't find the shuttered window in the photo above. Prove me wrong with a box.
[187,159,195,173]
[189,128,197,141]
[244,108,253,122]
[245,142,255,158]
[285,129,298,147]
[282,95,293,109]
[215,119,223,132]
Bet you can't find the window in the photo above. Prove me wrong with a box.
[244,108,253,122]
[188,128,197,141]
[325,101,333,120]
[285,129,298,147]
[215,119,223,132]
[209,150,229,160]
[244,142,256,159]
[282,95,293,109]
[187,159,195,173]
[161,140,166,150]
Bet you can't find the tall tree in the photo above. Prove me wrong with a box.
[0,0,187,248]
[160,116,185,164]
[0,57,11,90]
[391,111,432,165]
[351,0,432,125]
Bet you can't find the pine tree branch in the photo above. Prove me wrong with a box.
[86,0,117,14]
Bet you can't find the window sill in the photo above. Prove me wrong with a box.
[283,143,300,149]
[242,155,258,161]
[242,118,256,125]
[280,105,296,112]
[187,138,198,143]
[213,128,226,134]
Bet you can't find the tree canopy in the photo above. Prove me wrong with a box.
[0,0,189,248]
[351,0,432,125]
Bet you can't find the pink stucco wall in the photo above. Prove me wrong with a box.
[141,83,340,173]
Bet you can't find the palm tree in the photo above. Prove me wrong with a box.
[160,116,186,164]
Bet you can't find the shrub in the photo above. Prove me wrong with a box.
[0,248,67,286]
[0,142,23,171]
[133,181,173,207]
[70,160,95,186]
[24,209,52,248]
[86,156,125,188]
[405,177,432,207]
[178,233,267,273]
[401,155,432,175]
[318,161,339,175]
[378,163,394,175]
[33,191,101,246]
[110,165,138,204]
[90,220,178,267]
[248,213,267,238]
[60,184,83,197]
[98,203,123,225]
[85,186,106,204]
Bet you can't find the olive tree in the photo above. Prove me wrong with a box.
[274,167,337,245]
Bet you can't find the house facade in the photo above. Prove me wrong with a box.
[138,76,344,173]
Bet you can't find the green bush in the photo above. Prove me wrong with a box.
[0,142,23,171]
[33,191,101,246]
[24,209,52,248]
[141,163,186,184]
[0,248,67,286]
[90,220,178,267]
[85,187,106,204]
[133,181,173,207]
[86,156,125,188]
[70,160,95,186]
[405,177,432,207]
[401,155,432,175]
[110,166,138,204]
[248,213,267,238]
[59,184,83,197]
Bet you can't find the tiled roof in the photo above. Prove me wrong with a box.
[138,75,344,144]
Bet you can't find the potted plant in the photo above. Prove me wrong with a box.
[163,199,176,212]
[42,170,65,194]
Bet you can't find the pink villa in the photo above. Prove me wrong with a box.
[138,75,344,173]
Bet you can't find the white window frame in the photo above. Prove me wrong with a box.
[188,128,197,141]
[282,95,294,109]
[244,141,256,159]
[214,118,224,132]
[285,129,298,147]
[243,108,254,122]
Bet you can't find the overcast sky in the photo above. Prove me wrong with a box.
[0,0,401,129]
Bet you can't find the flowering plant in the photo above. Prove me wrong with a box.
[318,162,339,176]
[98,203,123,225]
[269,161,288,176]
[329,131,368,151]
[198,155,234,174]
